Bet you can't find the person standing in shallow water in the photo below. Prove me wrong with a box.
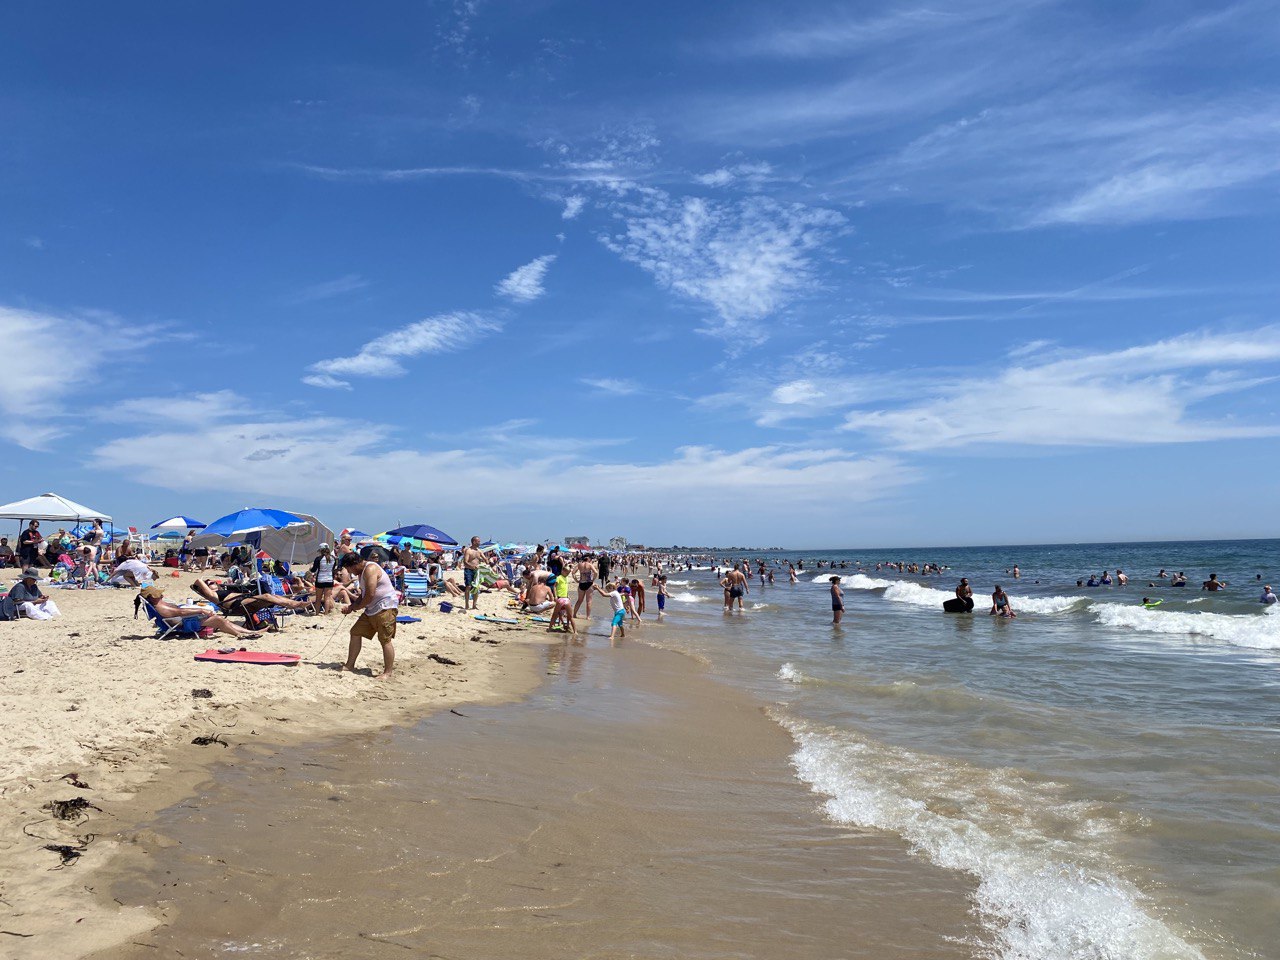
[830,576,844,624]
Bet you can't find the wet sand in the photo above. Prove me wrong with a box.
[93,636,981,959]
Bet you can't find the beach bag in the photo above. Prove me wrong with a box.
[247,609,277,631]
[0,596,17,621]
[438,601,454,613]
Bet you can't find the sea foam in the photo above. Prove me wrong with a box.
[1093,603,1280,650]
[780,716,1206,960]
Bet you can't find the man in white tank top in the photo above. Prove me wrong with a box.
[338,552,399,679]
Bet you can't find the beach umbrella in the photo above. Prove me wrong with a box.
[343,529,372,540]
[203,508,309,540]
[153,530,185,540]
[385,523,458,546]
[151,515,206,530]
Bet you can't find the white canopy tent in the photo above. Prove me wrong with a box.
[0,492,112,523]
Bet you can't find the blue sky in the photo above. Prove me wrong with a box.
[3,0,1279,547]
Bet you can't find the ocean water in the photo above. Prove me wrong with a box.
[645,539,1280,960]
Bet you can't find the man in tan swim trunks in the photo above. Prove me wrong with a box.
[339,552,399,679]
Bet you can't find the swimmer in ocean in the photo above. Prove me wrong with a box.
[989,585,1016,618]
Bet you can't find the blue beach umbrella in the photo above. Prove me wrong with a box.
[153,530,185,540]
[344,529,372,540]
[203,507,308,540]
[151,515,207,530]
[386,523,458,546]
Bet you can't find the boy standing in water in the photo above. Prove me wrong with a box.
[595,579,627,640]
[830,576,844,624]
[656,575,668,616]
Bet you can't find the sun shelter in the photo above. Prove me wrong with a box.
[0,492,112,525]
[0,492,113,548]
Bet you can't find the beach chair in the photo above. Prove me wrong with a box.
[140,600,206,641]
[260,573,314,621]
[402,572,440,606]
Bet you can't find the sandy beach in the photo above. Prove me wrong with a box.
[0,570,548,958]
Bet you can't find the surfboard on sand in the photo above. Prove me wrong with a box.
[195,649,301,665]
[474,614,518,624]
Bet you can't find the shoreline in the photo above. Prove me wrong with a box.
[91,634,981,960]
[0,571,552,958]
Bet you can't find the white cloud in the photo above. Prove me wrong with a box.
[23,236,44,250]
[562,195,587,219]
[496,255,556,302]
[310,311,499,380]
[288,273,370,303]
[855,92,1280,227]
[302,374,353,390]
[0,306,152,449]
[695,162,775,188]
[91,418,917,541]
[603,193,845,343]
[718,0,1040,60]
[842,328,1280,449]
[581,377,639,396]
[99,390,249,424]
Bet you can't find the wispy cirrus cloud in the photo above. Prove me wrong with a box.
[842,328,1280,450]
[287,273,370,304]
[0,306,158,449]
[857,94,1280,227]
[603,193,845,344]
[496,255,556,302]
[307,311,499,386]
[580,377,640,396]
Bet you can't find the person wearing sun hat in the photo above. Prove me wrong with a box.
[138,584,263,639]
[8,568,62,620]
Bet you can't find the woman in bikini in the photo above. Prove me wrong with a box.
[573,556,596,618]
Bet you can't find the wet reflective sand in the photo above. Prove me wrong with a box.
[96,639,980,959]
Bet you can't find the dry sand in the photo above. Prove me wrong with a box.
[0,569,549,958]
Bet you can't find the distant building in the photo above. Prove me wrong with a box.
[608,536,628,551]
[626,543,645,552]
[563,535,589,549]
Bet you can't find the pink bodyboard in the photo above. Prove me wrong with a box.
[195,649,301,666]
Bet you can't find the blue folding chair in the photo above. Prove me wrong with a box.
[140,601,205,641]
[402,572,440,606]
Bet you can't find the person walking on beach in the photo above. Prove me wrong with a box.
[338,552,399,680]
[990,585,1016,618]
[830,576,844,624]
[462,536,486,610]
